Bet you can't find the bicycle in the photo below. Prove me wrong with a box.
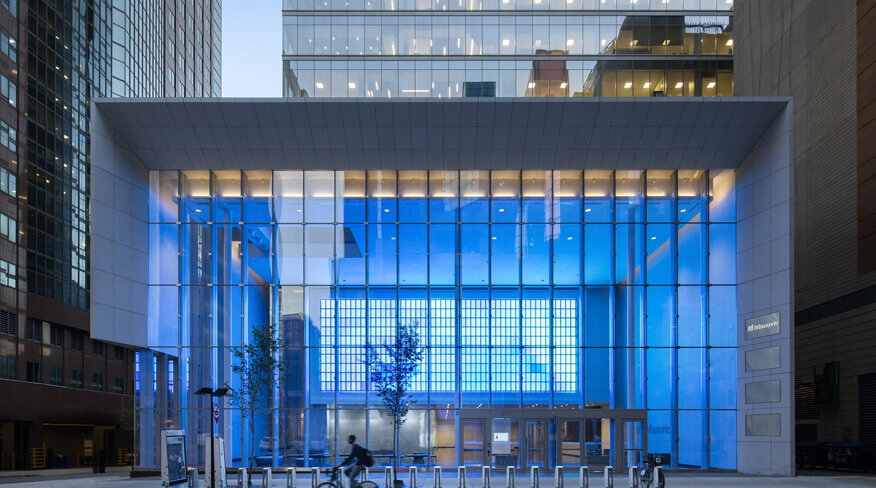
[319,469,379,488]
[640,454,666,488]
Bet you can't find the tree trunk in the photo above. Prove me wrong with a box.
[249,409,256,485]
[393,420,398,484]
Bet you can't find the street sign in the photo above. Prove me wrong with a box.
[213,404,220,422]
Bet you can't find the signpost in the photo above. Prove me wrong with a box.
[160,430,188,486]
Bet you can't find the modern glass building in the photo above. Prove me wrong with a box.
[282,0,734,98]
[90,98,796,475]
[145,167,737,470]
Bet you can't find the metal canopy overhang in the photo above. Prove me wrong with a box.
[92,97,790,171]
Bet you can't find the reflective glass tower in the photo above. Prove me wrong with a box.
[282,0,734,97]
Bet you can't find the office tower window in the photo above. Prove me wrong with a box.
[0,120,15,152]
[26,361,41,383]
[0,0,16,17]
[0,356,15,379]
[0,168,15,197]
[92,372,105,391]
[50,325,64,347]
[71,331,85,352]
[0,260,14,289]
[50,366,64,386]
[25,318,41,342]
[114,346,126,362]
[114,377,125,394]
[0,29,15,62]
[0,213,16,242]
[92,340,105,358]
[71,369,84,388]
[0,74,15,107]
[0,310,14,336]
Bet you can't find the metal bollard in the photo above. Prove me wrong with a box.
[626,467,638,488]
[554,466,564,488]
[578,466,589,488]
[287,467,297,488]
[187,467,199,488]
[530,466,539,488]
[411,466,419,488]
[239,467,250,488]
[312,467,321,488]
[263,467,273,488]
[653,467,661,487]
[457,466,467,488]
[434,466,443,488]
[482,466,491,488]
[506,466,515,488]
[602,467,613,488]
[386,468,395,488]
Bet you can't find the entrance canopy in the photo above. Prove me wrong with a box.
[93,97,789,171]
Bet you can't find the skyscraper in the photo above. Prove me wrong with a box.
[0,0,220,471]
[282,0,734,98]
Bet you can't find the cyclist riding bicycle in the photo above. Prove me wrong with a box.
[333,435,368,488]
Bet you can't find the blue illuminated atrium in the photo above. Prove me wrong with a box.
[140,168,737,470]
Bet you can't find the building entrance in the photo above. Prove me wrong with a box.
[457,409,646,470]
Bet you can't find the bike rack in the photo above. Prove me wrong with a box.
[386,467,395,488]
[239,468,250,488]
[262,467,273,488]
[286,467,297,488]
[457,466,467,488]
[578,467,589,488]
[602,467,613,488]
[482,466,491,488]
[626,467,638,488]
[411,466,419,488]
[506,466,515,488]
[187,467,199,488]
[312,467,321,488]
[433,466,442,488]
[529,466,539,488]
[653,466,661,487]
[554,466,564,488]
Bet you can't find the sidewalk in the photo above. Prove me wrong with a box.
[1,469,875,487]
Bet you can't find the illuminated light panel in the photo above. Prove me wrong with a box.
[624,82,633,89]
[675,82,684,89]
[707,81,716,88]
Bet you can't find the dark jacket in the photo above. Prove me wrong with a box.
[341,443,367,466]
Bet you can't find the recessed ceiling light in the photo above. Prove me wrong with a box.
[560,82,568,88]
[624,82,632,89]
[675,82,683,89]
[643,82,650,88]
[502,39,511,46]
[316,82,324,89]
[662,39,670,46]
[348,82,357,89]
[528,82,536,89]
[567,39,574,46]
[726,39,733,46]
[707,81,716,88]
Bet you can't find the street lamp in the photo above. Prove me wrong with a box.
[195,387,229,488]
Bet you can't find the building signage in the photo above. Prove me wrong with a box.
[745,313,780,340]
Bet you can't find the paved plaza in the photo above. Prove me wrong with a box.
[0,470,875,487]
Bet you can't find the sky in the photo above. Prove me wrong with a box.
[221,0,282,97]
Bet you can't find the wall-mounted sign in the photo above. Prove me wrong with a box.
[745,312,780,340]
[161,430,188,486]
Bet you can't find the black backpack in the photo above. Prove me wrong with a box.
[363,448,375,467]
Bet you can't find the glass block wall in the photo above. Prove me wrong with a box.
[139,169,737,470]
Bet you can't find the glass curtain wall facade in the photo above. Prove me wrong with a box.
[140,169,737,470]
[282,0,733,97]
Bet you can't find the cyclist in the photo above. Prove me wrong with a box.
[333,435,368,488]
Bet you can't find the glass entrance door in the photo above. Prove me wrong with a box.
[622,420,645,468]
[490,419,519,468]
[524,421,548,467]
[583,418,611,469]
[558,421,581,466]
[462,420,486,466]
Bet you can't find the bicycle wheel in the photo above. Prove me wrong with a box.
[318,481,340,488]
[358,481,379,488]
